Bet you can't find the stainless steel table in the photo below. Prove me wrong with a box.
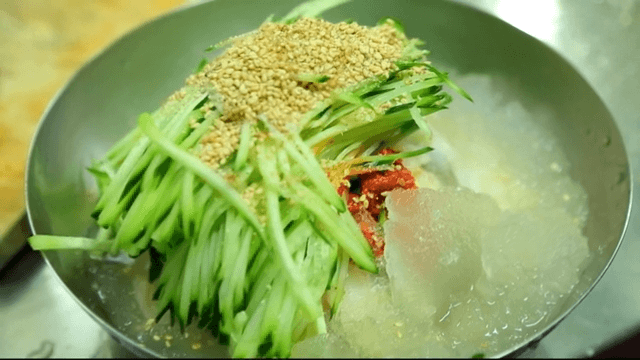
[1,0,638,357]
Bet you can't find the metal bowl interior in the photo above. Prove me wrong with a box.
[25,0,631,357]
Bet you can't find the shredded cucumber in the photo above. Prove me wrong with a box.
[27,0,472,357]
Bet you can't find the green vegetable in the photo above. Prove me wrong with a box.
[27,0,472,357]
[297,73,331,83]
[195,57,209,73]
[377,16,405,34]
[357,145,434,166]
[28,235,112,252]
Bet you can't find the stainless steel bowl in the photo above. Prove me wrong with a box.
[25,0,632,357]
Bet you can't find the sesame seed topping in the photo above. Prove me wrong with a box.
[184,17,405,167]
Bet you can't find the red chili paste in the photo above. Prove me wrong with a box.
[337,148,417,257]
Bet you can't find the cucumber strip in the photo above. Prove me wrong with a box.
[424,63,473,101]
[126,224,154,257]
[222,211,244,275]
[195,204,224,313]
[297,73,330,84]
[95,138,150,223]
[338,209,376,257]
[102,178,140,228]
[309,106,417,151]
[357,145,434,165]
[115,165,182,248]
[383,121,420,149]
[235,164,255,187]
[375,72,437,91]
[303,123,350,148]
[234,122,253,172]
[307,218,337,254]
[282,145,343,210]
[289,182,376,273]
[231,228,254,303]
[264,125,345,212]
[255,147,320,318]
[314,110,414,158]
[419,105,447,117]
[96,93,207,224]
[351,74,389,98]
[123,99,202,180]
[215,234,232,334]
[415,93,445,108]
[219,213,245,334]
[180,113,216,149]
[327,108,415,146]
[138,113,266,240]
[305,106,333,131]
[272,286,297,356]
[409,104,432,139]
[198,231,218,314]
[280,200,303,227]
[141,153,166,191]
[178,240,198,324]
[191,184,214,236]
[333,90,375,112]
[219,272,236,337]
[191,237,208,303]
[289,129,344,201]
[141,113,211,193]
[361,140,382,157]
[211,215,227,281]
[369,78,443,107]
[285,218,315,255]
[297,99,332,130]
[151,202,180,246]
[245,247,273,286]
[261,274,287,337]
[263,186,321,320]
[181,171,195,240]
[231,299,267,358]
[334,139,364,161]
[328,249,350,316]
[245,263,279,316]
[276,149,291,176]
[104,128,141,161]
[154,241,190,322]
[28,236,112,252]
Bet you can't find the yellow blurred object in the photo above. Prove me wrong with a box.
[0,0,187,235]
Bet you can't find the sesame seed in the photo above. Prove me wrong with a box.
[183,18,404,168]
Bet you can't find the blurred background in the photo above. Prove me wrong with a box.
[1,0,638,357]
[0,0,191,240]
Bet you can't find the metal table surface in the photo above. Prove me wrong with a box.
[1,0,639,357]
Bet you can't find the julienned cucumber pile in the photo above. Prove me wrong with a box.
[28,0,471,357]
